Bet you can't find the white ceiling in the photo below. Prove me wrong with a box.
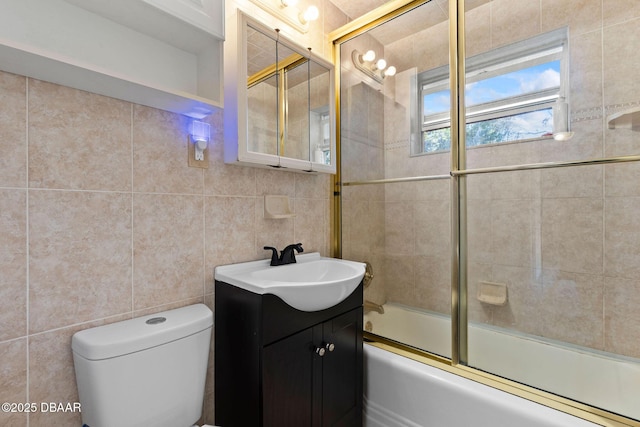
[329,0,450,45]
[327,0,490,45]
[328,0,390,21]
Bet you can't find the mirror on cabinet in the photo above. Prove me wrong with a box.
[224,9,335,173]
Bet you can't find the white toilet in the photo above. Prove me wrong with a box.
[72,304,213,427]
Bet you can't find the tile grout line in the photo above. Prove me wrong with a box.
[130,104,135,314]
[202,172,207,299]
[600,0,606,352]
[25,76,30,427]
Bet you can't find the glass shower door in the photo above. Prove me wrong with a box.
[339,0,452,359]
[461,0,640,421]
[335,0,640,422]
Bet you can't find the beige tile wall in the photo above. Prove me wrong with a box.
[340,77,387,305]
[343,0,640,359]
[0,72,331,426]
[463,0,640,358]
[0,0,352,424]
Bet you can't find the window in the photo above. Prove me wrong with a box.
[414,28,568,155]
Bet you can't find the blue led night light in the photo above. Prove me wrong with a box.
[190,120,210,161]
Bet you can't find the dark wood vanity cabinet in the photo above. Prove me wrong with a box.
[215,280,363,427]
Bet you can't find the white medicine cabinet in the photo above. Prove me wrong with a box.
[224,9,336,174]
[0,0,223,118]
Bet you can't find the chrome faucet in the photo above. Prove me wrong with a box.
[263,243,304,266]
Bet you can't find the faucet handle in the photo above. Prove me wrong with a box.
[282,243,304,253]
[263,246,279,266]
[279,243,303,265]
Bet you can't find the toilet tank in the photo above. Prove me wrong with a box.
[72,304,213,427]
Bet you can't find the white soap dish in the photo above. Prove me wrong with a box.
[263,195,295,219]
[477,281,508,306]
[607,107,640,131]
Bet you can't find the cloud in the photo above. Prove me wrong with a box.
[520,68,560,92]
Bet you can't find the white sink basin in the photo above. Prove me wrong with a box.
[214,253,366,311]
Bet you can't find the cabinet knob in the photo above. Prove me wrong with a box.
[315,347,326,357]
[325,343,335,352]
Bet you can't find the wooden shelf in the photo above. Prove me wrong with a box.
[0,0,224,118]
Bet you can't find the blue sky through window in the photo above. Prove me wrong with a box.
[421,61,561,152]
[423,61,561,116]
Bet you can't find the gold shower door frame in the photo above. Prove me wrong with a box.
[329,1,640,426]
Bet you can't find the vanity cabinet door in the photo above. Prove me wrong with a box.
[262,308,362,427]
[263,325,321,427]
[321,308,363,427]
[215,280,363,427]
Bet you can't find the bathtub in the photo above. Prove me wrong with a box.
[364,303,640,424]
[364,344,599,427]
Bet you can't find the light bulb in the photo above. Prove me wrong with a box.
[299,5,319,24]
[375,58,387,70]
[384,66,396,77]
[362,50,376,62]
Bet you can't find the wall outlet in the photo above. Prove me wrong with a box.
[187,136,208,168]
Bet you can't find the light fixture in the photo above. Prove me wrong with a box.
[351,49,396,84]
[384,66,397,77]
[249,0,319,33]
[190,120,210,161]
[362,50,376,62]
[552,97,574,141]
[299,5,319,24]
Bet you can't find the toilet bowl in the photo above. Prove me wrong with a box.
[72,304,213,427]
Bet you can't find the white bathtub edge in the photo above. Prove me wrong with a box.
[363,343,600,427]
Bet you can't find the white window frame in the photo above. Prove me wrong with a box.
[412,27,569,155]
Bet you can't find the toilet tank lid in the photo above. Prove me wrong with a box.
[72,304,213,361]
